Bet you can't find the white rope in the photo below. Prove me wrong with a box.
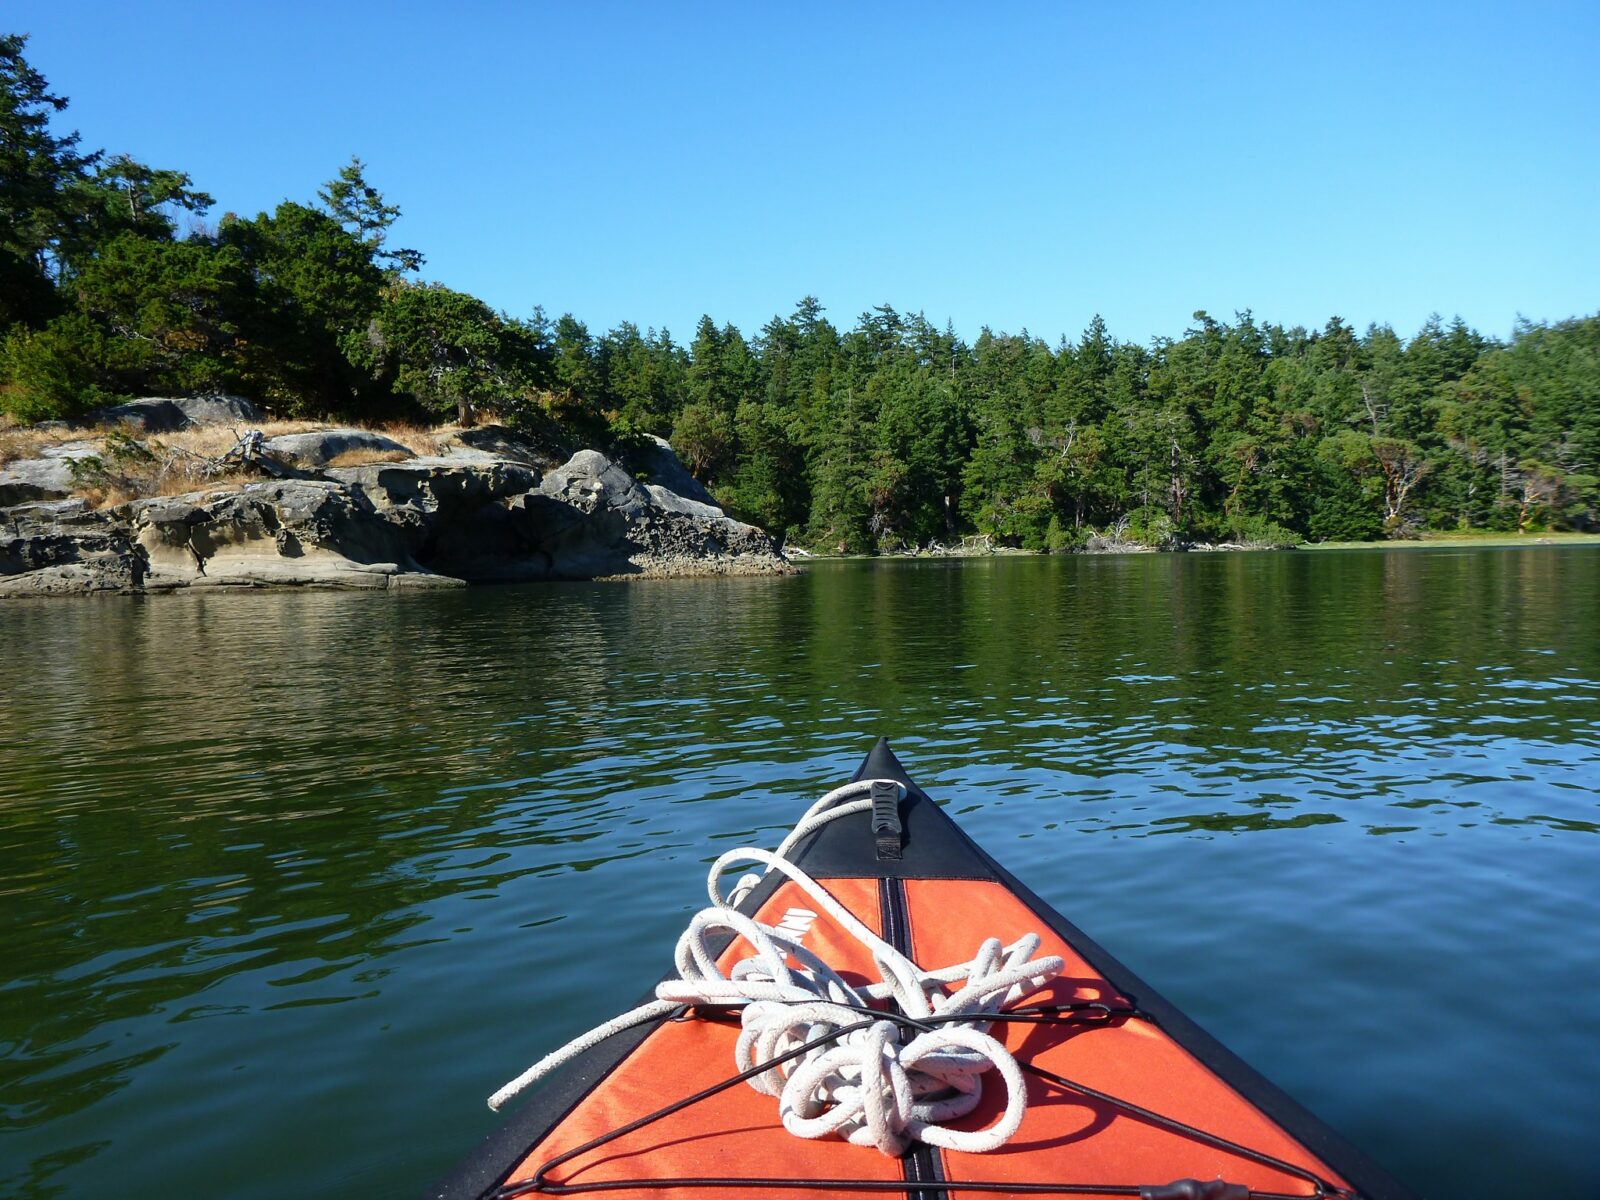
[488,778,1064,1159]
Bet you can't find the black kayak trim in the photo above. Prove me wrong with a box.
[876,871,945,1200]
[426,738,1415,1200]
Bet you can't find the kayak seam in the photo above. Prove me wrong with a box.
[880,874,944,1200]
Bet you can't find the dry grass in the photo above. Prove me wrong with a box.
[151,420,316,459]
[0,430,30,467]
[79,470,228,509]
[68,420,324,508]
[70,434,228,509]
[4,414,495,505]
[0,423,77,466]
[372,421,453,456]
[325,447,414,467]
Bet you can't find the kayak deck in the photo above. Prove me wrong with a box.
[432,740,1412,1200]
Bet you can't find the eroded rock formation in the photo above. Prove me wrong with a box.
[0,433,791,598]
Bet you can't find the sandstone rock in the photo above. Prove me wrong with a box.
[1,497,91,527]
[436,424,563,470]
[88,394,262,432]
[263,429,415,467]
[0,441,102,506]
[130,480,440,591]
[0,479,464,596]
[326,457,542,516]
[170,394,261,427]
[0,559,144,597]
[326,456,544,578]
[0,499,145,596]
[628,434,717,506]
[1,439,788,598]
[508,449,791,580]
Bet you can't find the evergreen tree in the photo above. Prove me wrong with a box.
[358,282,544,425]
[217,201,385,412]
[0,32,96,321]
[319,156,423,276]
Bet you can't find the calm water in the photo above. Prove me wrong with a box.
[2,549,1599,1199]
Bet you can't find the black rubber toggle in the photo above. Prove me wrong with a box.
[870,780,902,860]
[1140,1181,1249,1200]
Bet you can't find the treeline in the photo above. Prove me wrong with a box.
[4,33,1597,548]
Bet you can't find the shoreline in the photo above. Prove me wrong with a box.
[791,531,1600,562]
[1299,532,1600,550]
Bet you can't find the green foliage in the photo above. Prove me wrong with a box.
[359,281,551,425]
[1122,506,1178,548]
[217,201,385,412]
[0,33,96,323]
[66,428,155,494]
[550,313,605,402]
[670,402,734,478]
[1222,514,1300,549]
[69,234,246,393]
[1307,455,1384,542]
[600,303,1600,549]
[0,313,121,420]
[66,153,213,262]
[1,34,211,326]
[1044,515,1086,552]
[721,398,806,535]
[601,322,683,435]
[319,156,422,276]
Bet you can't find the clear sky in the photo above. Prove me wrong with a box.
[10,1,1598,347]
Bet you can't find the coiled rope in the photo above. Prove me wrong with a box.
[489,779,1065,1158]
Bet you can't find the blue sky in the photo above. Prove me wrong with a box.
[11,1,1598,346]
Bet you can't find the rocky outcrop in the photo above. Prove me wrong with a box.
[436,424,565,470]
[325,456,543,581]
[629,434,717,506]
[510,449,784,579]
[0,483,462,597]
[88,394,262,432]
[0,500,146,594]
[0,441,101,507]
[0,438,790,597]
[263,428,414,467]
[131,481,462,592]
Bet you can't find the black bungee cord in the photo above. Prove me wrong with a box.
[487,1000,1356,1200]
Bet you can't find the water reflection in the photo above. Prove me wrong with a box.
[0,548,1598,1198]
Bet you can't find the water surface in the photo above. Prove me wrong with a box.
[2,547,1598,1198]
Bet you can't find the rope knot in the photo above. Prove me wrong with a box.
[488,778,1064,1160]
[719,921,1063,1157]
